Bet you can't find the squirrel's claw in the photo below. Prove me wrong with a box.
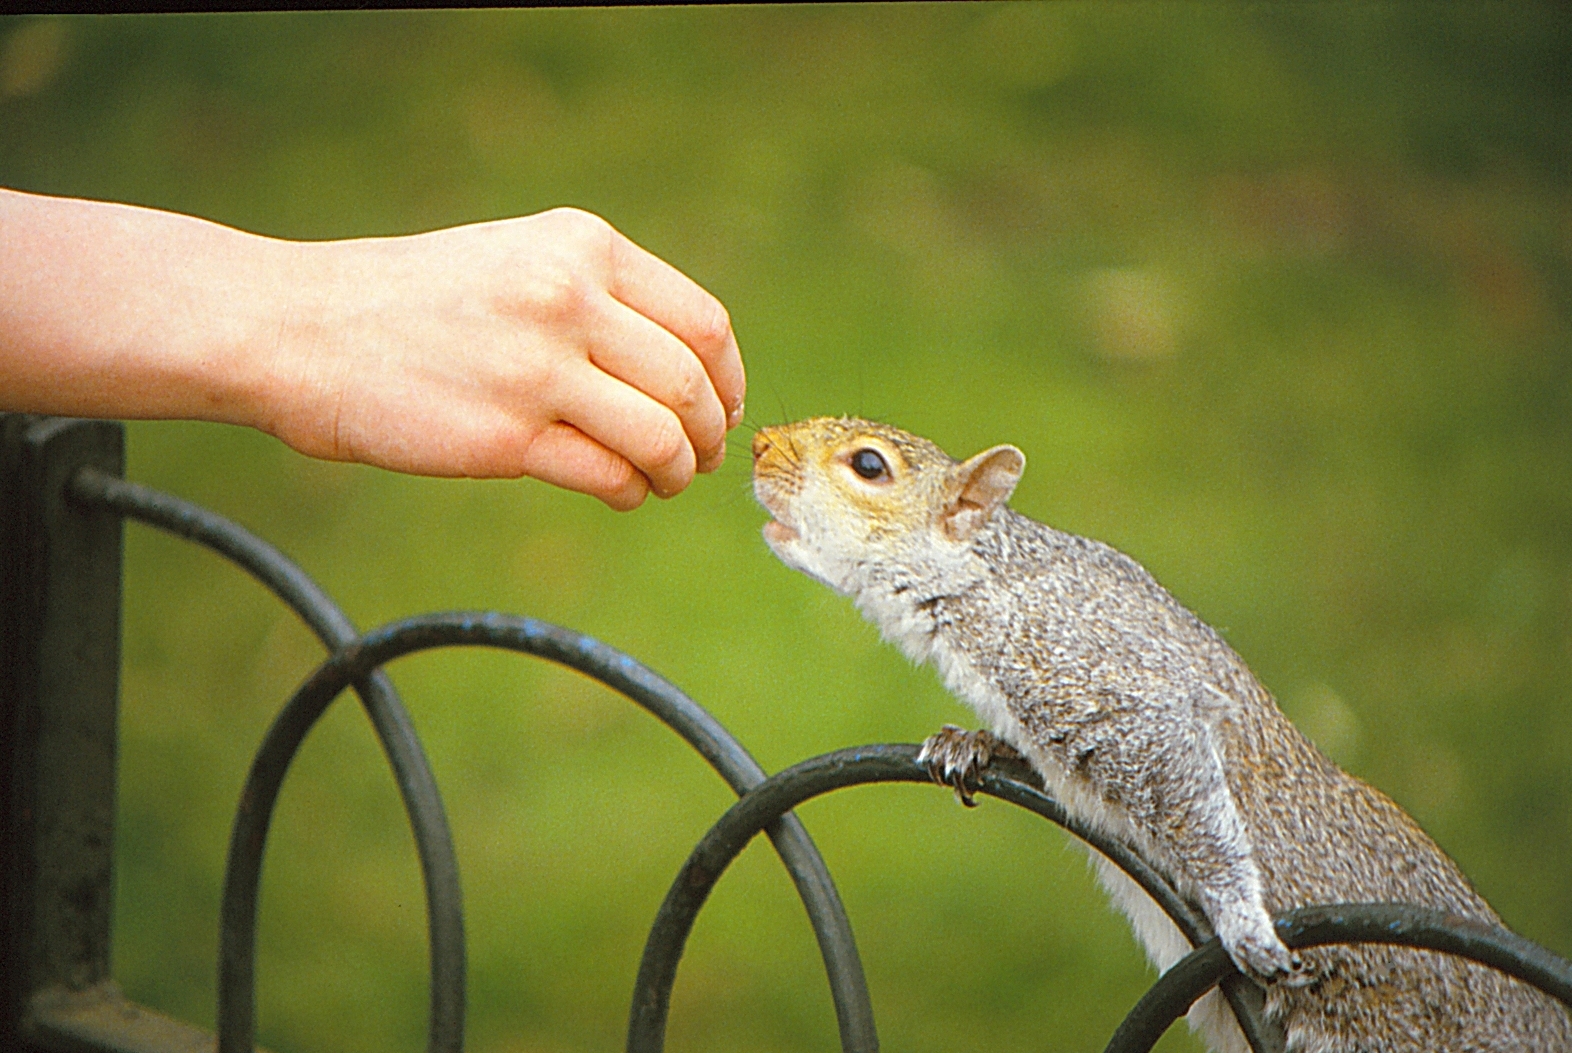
[1217,912,1308,987]
[917,725,1016,807]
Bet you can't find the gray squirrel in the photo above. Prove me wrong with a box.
[750,416,1570,1053]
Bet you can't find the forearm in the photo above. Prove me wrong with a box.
[0,191,743,505]
[1060,702,1260,897]
[1074,709,1295,976]
[0,188,289,427]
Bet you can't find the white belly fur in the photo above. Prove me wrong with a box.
[926,633,1250,1053]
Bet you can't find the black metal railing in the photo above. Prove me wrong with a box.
[4,414,1570,1053]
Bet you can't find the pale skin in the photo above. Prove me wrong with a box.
[0,188,745,510]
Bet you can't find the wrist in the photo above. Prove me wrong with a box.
[239,235,384,460]
[217,233,324,441]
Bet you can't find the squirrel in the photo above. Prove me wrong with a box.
[751,416,1571,1053]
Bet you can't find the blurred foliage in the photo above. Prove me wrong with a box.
[3,5,1572,1052]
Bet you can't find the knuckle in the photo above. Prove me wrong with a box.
[693,296,733,350]
[520,211,617,325]
[671,357,711,413]
[596,456,648,510]
[545,206,615,251]
[558,205,611,232]
[598,453,640,495]
[643,415,690,472]
[528,265,594,325]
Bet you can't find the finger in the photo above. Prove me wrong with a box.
[587,294,729,473]
[557,363,696,498]
[605,231,746,427]
[518,421,649,511]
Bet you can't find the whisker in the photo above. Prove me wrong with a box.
[783,432,805,470]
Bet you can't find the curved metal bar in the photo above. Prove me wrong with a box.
[66,467,467,1053]
[214,612,876,1053]
[627,744,1279,1053]
[1104,902,1572,1053]
[72,467,364,646]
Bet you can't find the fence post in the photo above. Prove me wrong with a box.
[0,415,125,1049]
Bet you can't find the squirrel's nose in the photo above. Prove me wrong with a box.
[751,432,771,459]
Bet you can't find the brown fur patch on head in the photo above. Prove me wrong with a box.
[799,417,955,476]
[755,418,942,545]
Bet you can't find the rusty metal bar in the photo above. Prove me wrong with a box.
[25,979,266,1053]
[0,416,125,1053]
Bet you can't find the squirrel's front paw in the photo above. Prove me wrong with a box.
[917,725,1019,807]
[1216,912,1306,987]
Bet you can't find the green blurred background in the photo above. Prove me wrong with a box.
[4,5,1571,1051]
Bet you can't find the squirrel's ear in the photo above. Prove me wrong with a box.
[942,444,1025,541]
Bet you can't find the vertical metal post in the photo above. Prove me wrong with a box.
[0,414,125,1049]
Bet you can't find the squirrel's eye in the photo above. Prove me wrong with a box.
[850,448,890,481]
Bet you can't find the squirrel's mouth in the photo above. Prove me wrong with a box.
[762,519,798,544]
[753,475,799,545]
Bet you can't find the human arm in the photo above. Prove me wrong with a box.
[0,188,744,509]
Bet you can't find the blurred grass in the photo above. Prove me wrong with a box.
[3,5,1571,1052]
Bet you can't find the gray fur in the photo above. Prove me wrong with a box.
[754,418,1571,1053]
[939,509,1570,1052]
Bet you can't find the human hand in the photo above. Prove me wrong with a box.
[0,191,743,510]
[263,208,744,509]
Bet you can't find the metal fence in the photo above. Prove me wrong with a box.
[3,413,1569,1053]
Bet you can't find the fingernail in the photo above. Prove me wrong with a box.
[727,401,745,429]
[699,446,726,473]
